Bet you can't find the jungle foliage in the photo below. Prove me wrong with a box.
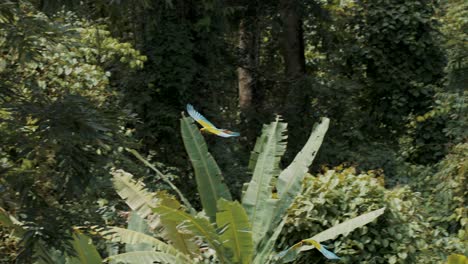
[280,167,465,263]
[98,115,384,263]
[0,0,466,263]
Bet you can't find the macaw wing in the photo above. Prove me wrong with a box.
[186,104,218,129]
[277,239,340,261]
[218,130,240,137]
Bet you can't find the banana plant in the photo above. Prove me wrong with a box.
[180,115,232,221]
[104,115,385,263]
[446,254,468,264]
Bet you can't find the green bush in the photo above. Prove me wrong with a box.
[0,4,146,260]
[279,167,464,263]
[406,143,467,240]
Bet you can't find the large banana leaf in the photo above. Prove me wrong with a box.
[152,195,228,263]
[307,207,386,243]
[242,117,287,247]
[180,116,232,221]
[216,199,254,264]
[106,251,185,264]
[111,169,161,229]
[112,171,199,256]
[99,226,192,263]
[126,212,152,252]
[67,232,103,264]
[252,215,288,264]
[159,216,200,257]
[273,118,329,225]
[247,127,269,171]
[158,192,200,256]
[447,254,468,264]
[277,207,386,263]
[127,148,196,214]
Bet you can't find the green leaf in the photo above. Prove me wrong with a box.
[126,212,153,252]
[99,226,191,263]
[242,117,287,247]
[0,207,25,237]
[180,116,232,221]
[126,148,196,215]
[277,208,385,263]
[276,118,329,195]
[216,199,253,264]
[111,172,199,258]
[67,232,103,264]
[106,251,185,264]
[159,215,199,257]
[248,128,268,171]
[305,207,386,244]
[446,254,468,264]
[152,195,228,263]
[111,169,160,228]
[252,215,288,264]
[274,118,329,226]
[158,193,200,257]
[0,207,16,228]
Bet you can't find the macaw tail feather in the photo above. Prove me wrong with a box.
[318,246,340,260]
[277,240,340,262]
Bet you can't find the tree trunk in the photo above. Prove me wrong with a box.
[280,0,306,79]
[279,0,309,162]
[237,19,258,111]
[237,14,263,152]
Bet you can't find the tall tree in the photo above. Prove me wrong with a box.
[0,2,146,260]
[279,0,306,79]
[237,1,264,151]
[277,0,315,160]
[237,18,257,111]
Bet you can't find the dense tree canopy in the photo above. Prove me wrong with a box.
[0,0,466,263]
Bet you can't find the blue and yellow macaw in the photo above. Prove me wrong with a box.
[186,104,240,138]
[277,239,340,261]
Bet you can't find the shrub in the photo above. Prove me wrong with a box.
[0,4,146,259]
[279,167,464,263]
[404,143,467,246]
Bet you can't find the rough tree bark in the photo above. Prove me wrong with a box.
[279,0,311,162]
[237,18,257,111]
[237,10,263,151]
[279,0,306,80]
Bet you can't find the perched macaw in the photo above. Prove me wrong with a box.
[186,104,240,138]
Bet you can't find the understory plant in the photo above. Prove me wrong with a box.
[0,208,102,263]
[99,115,385,263]
[280,167,466,263]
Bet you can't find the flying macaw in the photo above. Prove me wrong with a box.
[186,104,240,138]
[277,239,340,261]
